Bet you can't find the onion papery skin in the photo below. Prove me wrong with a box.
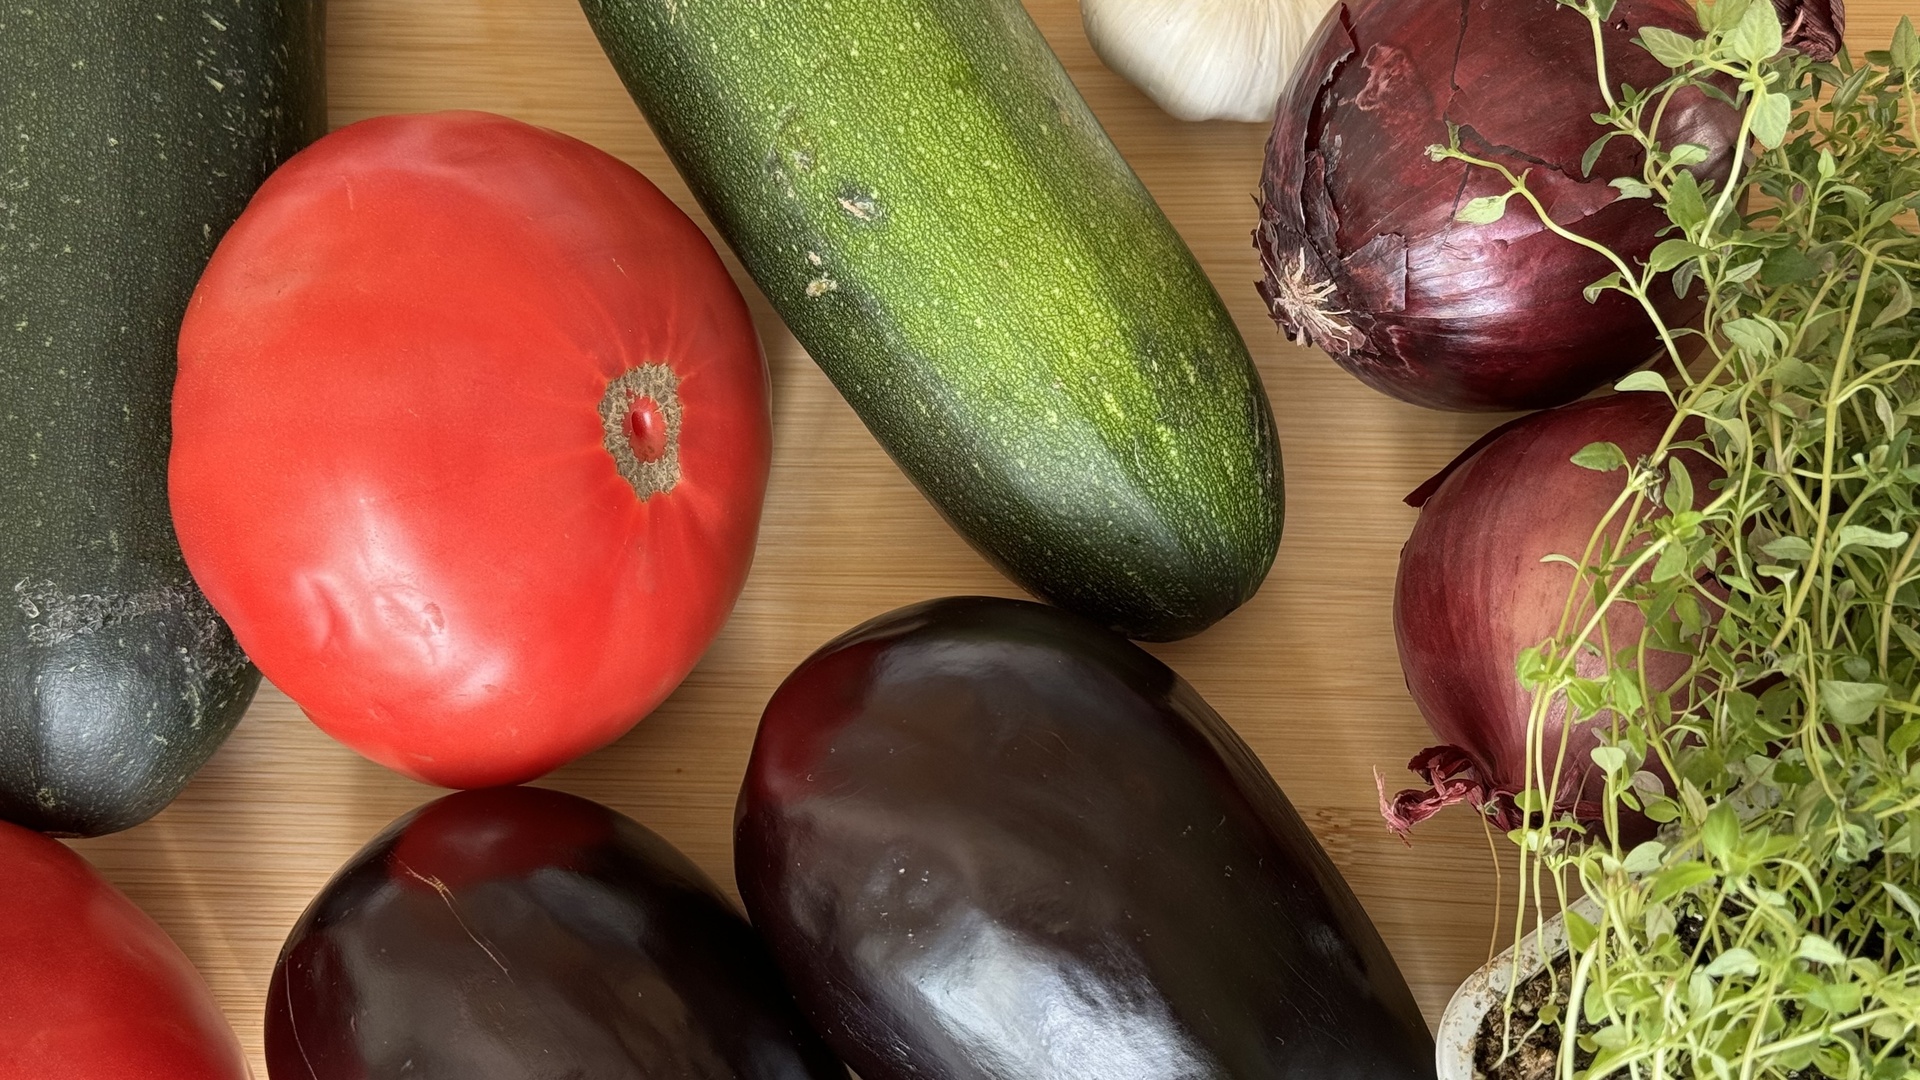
[1256,0,1741,412]
[1775,0,1846,62]
[1387,392,1714,837]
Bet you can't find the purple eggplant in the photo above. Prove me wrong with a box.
[266,786,846,1080]
[736,596,1435,1080]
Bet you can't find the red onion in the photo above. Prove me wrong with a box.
[1256,0,1744,411]
[1384,392,1714,837]
[1776,0,1846,62]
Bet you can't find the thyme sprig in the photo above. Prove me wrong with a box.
[1430,4,1920,1077]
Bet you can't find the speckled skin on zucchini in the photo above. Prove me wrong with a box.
[0,1,324,835]
[580,0,1283,641]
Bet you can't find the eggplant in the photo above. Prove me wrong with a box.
[736,596,1436,1080]
[266,786,847,1080]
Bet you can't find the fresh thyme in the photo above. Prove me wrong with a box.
[1431,3,1920,1076]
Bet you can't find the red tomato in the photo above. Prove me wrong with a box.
[0,822,247,1080]
[170,112,771,788]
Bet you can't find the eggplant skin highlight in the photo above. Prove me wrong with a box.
[736,595,1437,1080]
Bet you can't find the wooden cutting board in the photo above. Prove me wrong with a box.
[63,1,1914,1075]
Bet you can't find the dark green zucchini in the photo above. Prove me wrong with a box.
[0,1,325,835]
[580,0,1283,641]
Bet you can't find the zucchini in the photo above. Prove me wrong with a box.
[580,0,1282,641]
[0,1,325,835]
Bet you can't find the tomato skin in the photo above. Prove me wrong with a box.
[0,821,248,1080]
[171,112,771,788]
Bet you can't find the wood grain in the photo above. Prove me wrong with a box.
[62,1,1915,1076]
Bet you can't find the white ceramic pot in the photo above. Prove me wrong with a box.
[1435,898,1600,1080]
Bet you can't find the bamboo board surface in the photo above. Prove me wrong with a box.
[62,0,1916,1075]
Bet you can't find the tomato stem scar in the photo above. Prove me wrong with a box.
[599,364,682,500]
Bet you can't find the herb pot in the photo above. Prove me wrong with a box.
[1436,898,1599,1080]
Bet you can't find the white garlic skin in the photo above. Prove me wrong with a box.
[1081,0,1339,124]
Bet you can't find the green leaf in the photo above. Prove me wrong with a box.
[1750,88,1792,149]
[1573,441,1631,471]
[1649,239,1711,273]
[1688,969,1715,1012]
[1616,370,1670,393]
[1565,909,1598,952]
[1643,901,1676,941]
[1610,176,1654,200]
[1456,193,1511,224]
[1652,542,1691,582]
[1724,258,1764,284]
[1772,760,1813,785]
[1667,170,1707,230]
[1697,80,1739,109]
[1516,645,1548,689]
[1608,667,1644,713]
[1566,676,1607,715]
[1787,367,1834,402]
[1705,947,1761,978]
[1728,0,1783,62]
[1667,143,1711,168]
[1723,317,1777,357]
[1773,355,1822,388]
[1873,273,1913,329]
[1644,797,1682,823]
[1869,1015,1909,1042]
[1582,132,1620,178]
[1703,802,1739,861]
[1761,247,1820,286]
[1591,745,1628,776]
[1651,860,1718,901]
[1835,525,1910,551]
[1701,0,1750,32]
[1884,881,1920,922]
[1761,535,1813,561]
[1830,64,1873,114]
[1797,934,1846,965]
[1893,15,1919,74]
[1589,1024,1632,1050]
[1819,680,1888,725]
[1805,980,1865,1014]
[1585,271,1627,303]
[1672,259,1700,299]
[1665,456,1695,514]
[1890,719,1920,757]
[1870,199,1908,229]
[1623,840,1666,873]
[1771,391,1815,420]
[1890,820,1917,856]
[1676,591,1706,635]
[1641,25,1699,66]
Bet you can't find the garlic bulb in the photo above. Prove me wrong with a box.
[1081,0,1339,123]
